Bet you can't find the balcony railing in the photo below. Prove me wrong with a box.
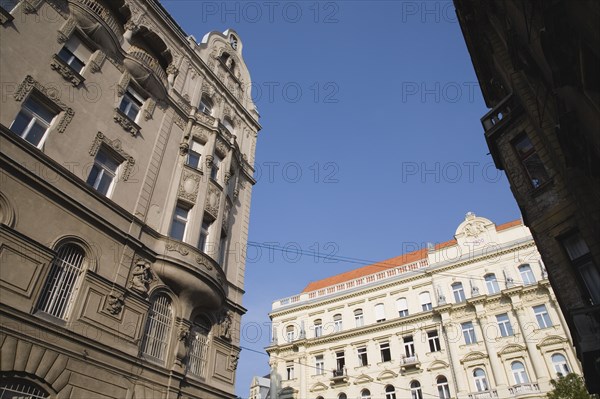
[508,383,539,395]
[399,354,419,365]
[127,45,167,86]
[73,0,123,36]
[468,390,498,399]
[480,93,521,134]
[330,368,348,384]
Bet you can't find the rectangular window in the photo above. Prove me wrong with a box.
[198,218,212,252]
[315,355,324,375]
[380,341,391,362]
[354,310,364,327]
[169,205,189,241]
[397,298,409,317]
[314,323,323,338]
[420,292,432,311]
[119,87,144,121]
[333,315,342,332]
[496,313,514,337]
[374,303,386,322]
[87,147,120,197]
[533,305,552,329]
[452,283,466,303]
[218,231,228,265]
[513,134,549,188]
[357,346,368,367]
[428,330,441,352]
[187,140,203,169]
[462,321,477,344]
[561,233,600,304]
[335,351,345,372]
[210,153,222,182]
[10,95,57,148]
[403,335,415,357]
[286,361,294,380]
[57,35,92,73]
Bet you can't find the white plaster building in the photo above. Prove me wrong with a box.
[266,214,581,399]
[249,375,271,399]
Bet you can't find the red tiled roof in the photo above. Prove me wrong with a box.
[301,219,522,293]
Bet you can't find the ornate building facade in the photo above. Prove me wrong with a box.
[266,215,580,399]
[453,0,600,392]
[0,0,260,398]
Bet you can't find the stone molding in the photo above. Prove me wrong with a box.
[89,132,136,181]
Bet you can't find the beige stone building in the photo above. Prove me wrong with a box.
[0,0,260,397]
[249,375,271,399]
[266,214,580,399]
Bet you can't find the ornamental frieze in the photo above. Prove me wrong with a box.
[205,182,221,218]
[178,169,201,203]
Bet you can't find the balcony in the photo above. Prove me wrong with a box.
[508,383,539,396]
[69,0,125,54]
[124,45,168,98]
[73,0,124,36]
[126,46,167,84]
[399,354,421,372]
[330,368,348,385]
[480,93,523,169]
[468,390,498,399]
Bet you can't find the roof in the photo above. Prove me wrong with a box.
[301,219,521,293]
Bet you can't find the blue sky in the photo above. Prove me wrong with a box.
[161,1,521,396]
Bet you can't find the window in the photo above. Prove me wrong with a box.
[410,381,423,399]
[315,354,324,375]
[437,376,451,399]
[354,308,364,327]
[360,389,371,399]
[187,317,210,377]
[286,361,294,380]
[385,385,397,399]
[551,353,570,376]
[513,134,549,188]
[335,350,345,372]
[313,319,323,338]
[374,303,386,322]
[187,140,203,169]
[511,361,529,384]
[403,335,415,357]
[519,264,536,285]
[380,341,391,362]
[0,380,49,398]
[57,35,91,73]
[198,94,213,115]
[333,314,342,332]
[397,297,409,317]
[37,243,85,320]
[485,273,500,294]
[210,153,222,182]
[0,0,19,13]
[428,330,441,352]
[218,231,228,265]
[419,291,432,311]
[496,313,514,337]
[87,147,120,197]
[473,368,489,392]
[462,321,477,344]
[533,305,552,328]
[119,87,143,121]
[141,294,173,361]
[286,325,295,342]
[197,218,212,253]
[169,205,189,241]
[561,233,600,304]
[223,117,235,135]
[357,346,368,366]
[452,282,466,303]
[10,95,57,148]
[338,394,347,399]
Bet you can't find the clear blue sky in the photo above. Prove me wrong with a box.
[161,1,521,396]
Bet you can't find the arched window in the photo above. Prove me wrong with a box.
[519,264,536,285]
[198,94,213,115]
[141,294,173,361]
[360,389,371,399]
[551,353,570,376]
[452,282,466,303]
[511,361,529,384]
[410,381,423,399]
[37,243,86,320]
[419,291,432,311]
[385,385,397,399]
[286,325,295,342]
[436,376,451,399]
[473,368,489,392]
[374,303,386,322]
[397,297,409,317]
[0,379,49,398]
[338,393,347,399]
[333,313,342,332]
[485,273,500,294]
[187,316,211,378]
[313,319,323,337]
[354,309,364,327]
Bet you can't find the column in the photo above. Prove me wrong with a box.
[513,305,549,381]
[476,312,507,387]
[440,309,467,395]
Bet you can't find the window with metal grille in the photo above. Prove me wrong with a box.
[187,318,210,378]
[0,380,49,398]
[37,244,85,320]
[141,294,173,361]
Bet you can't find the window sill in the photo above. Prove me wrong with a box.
[114,108,140,136]
[50,54,85,87]
[183,163,204,174]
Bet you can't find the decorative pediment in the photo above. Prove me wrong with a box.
[309,382,328,392]
[498,344,526,356]
[428,360,450,371]
[460,351,488,364]
[376,370,398,380]
[353,374,373,384]
[537,335,568,348]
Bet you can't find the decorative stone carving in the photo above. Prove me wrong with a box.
[175,320,191,369]
[173,115,185,129]
[224,172,232,185]
[166,63,179,76]
[143,98,156,121]
[117,71,131,96]
[196,111,215,126]
[215,139,228,157]
[113,109,140,136]
[89,50,106,73]
[179,141,189,156]
[195,255,213,270]
[89,132,136,180]
[57,16,77,43]
[463,221,486,237]
[205,154,214,169]
[191,126,209,143]
[105,291,125,315]
[205,183,221,218]
[129,260,153,295]
[229,353,239,371]
[220,311,233,341]
[165,241,189,256]
[178,170,200,203]
[50,55,84,86]
[222,201,231,231]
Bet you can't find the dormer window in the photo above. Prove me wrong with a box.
[199,95,213,116]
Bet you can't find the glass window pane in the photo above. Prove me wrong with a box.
[96,173,112,195]
[25,122,47,146]
[86,164,100,186]
[170,220,185,241]
[10,112,30,136]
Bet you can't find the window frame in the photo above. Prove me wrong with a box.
[428,330,441,352]
[313,319,323,338]
[473,368,489,392]
[436,376,451,399]
[354,308,364,327]
[496,313,514,337]
[380,341,392,362]
[86,146,122,197]
[397,297,409,317]
[452,282,466,303]
[140,293,174,363]
[511,361,530,385]
[560,232,600,304]
[410,381,423,399]
[187,318,211,378]
[403,335,415,357]
[533,304,552,329]
[315,354,324,375]
[119,86,144,122]
[198,94,214,116]
[385,385,397,399]
[10,94,58,148]
[333,313,342,332]
[519,264,536,285]
[485,273,500,294]
[551,353,570,376]
[419,291,432,311]
[186,139,204,169]
[512,133,549,188]
[56,33,92,74]
[357,346,368,367]
[462,321,477,344]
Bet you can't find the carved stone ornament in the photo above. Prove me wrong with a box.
[129,260,153,295]
[50,55,84,86]
[215,139,228,157]
[105,291,125,315]
[14,75,74,133]
[463,221,486,237]
[196,111,215,126]
[173,115,185,130]
[143,97,156,121]
[220,311,233,341]
[222,201,231,230]
[195,255,213,270]
[205,183,221,218]
[191,126,209,143]
[179,141,189,156]
[165,241,189,256]
[178,170,200,203]
[205,154,214,169]
[113,109,140,136]
[202,81,216,97]
[166,63,179,76]
[89,132,136,180]
[89,50,106,73]
[57,16,77,43]
[117,71,131,96]
[229,353,239,371]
